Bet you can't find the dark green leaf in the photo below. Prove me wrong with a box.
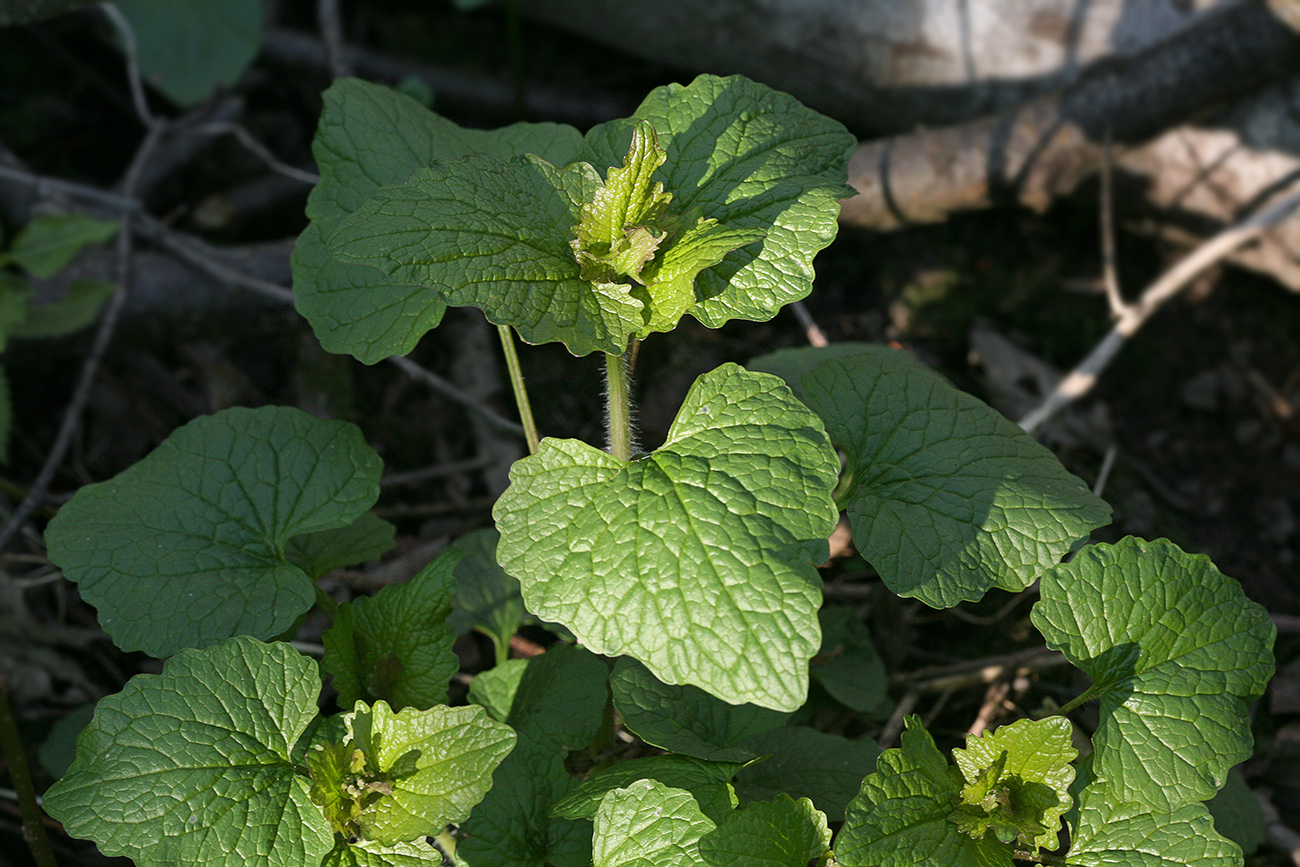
[45,407,382,656]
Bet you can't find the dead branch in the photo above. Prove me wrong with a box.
[839,0,1300,230]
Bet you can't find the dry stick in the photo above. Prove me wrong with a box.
[0,123,165,555]
[1019,184,1300,433]
[190,123,320,185]
[317,0,351,79]
[1098,134,1129,318]
[788,300,829,348]
[100,2,156,128]
[387,354,527,441]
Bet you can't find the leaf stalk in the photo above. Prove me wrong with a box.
[497,324,540,454]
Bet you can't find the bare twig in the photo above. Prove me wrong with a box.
[191,122,320,185]
[100,2,157,128]
[386,354,527,441]
[0,163,142,214]
[788,300,828,348]
[1019,184,1300,433]
[317,0,351,79]
[0,123,166,554]
[1098,134,1129,318]
[135,215,296,304]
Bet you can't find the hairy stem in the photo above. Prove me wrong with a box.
[0,678,57,867]
[497,324,540,454]
[605,349,636,461]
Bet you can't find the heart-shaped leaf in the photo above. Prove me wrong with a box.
[294,77,581,362]
[753,344,1111,608]
[495,363,839,711]
[1031,537,1275,812]
[46,406,382,656]
[42,637,334,867]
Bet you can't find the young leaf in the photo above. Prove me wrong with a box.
[812,607,893,719]
[12,278,115,338]
[1065,785,1241,867]
[111,0,261,106]
[592,780,715,867]
[41,637,334,867]
[344,700,517,845]
[733,727,880,822]
[6,213,117,278]
[467,658,530,723]
[45,406,383,656]
[495,363,839,711]
[609,657,790,761]
[836,716,1013,867]
[553,755,743,824]
[579,74,855,330]
[329,153,648,357]
[756,344,1111,607]
[448,528,528,664]
[950,717,1076,851]
[294,77,581,363]
[1031,536,1275,812]
[286,510,396,580]
[697,795,831,867]
[322,551,459,710]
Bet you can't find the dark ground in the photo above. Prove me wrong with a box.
[1,1,1298,864]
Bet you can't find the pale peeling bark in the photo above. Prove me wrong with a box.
[523,0,1228,134]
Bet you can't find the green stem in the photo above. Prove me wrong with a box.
[1056,682,1103,716]
[0,678,58,867]
[605,349,635,461]
[497,324,540,455]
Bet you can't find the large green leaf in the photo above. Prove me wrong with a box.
[1065,785,1241,867]
[344,700,516,844]
[698,795,831,867]
[294,77,581,363]
[322,551,459,710]
[836,717,1012,867]
[113,0,262,106]
[1031,537,1275,812]
[754,344,1111,607]
[592,780,715,867]
[609,658,789,761]
[459,646,610,867]
[329,153,647,356]
[579,74,855,329]
[734,727,880,822]
[45,406,383,656]
[495,363,839,711]
[949,717,1076,851]
[42,637,334,867]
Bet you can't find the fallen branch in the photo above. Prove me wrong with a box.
[840,0,1300,231]
[1018,183,1300,432]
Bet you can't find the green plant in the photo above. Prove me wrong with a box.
[38,75,1273,867]
[0,213,118,462]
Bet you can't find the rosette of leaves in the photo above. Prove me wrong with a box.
[326,73,855,356]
